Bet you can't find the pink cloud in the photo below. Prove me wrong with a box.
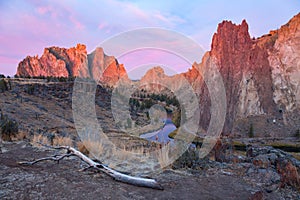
[69,15,85,30]
[118,48,191,79]
[37,6,51,15]
[98,22,107,30]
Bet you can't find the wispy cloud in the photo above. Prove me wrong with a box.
[0,0,299,76]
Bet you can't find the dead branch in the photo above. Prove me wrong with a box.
[19,153,74,165]
[19,145,163,190]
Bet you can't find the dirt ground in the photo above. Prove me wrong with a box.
[2,141,299,200]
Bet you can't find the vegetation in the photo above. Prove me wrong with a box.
[52,136,73,147]
[171,147,209,170]
[129,92,180,113]
[168,129,178,139]
[0,115,19,141]
[248,123,254,138]
[172,107,187,128]
[126,118,132,129]
[295,129,300,138]
[172,110,181,128]
[0,79,8,92]
[26,84,36,95]
[265,142,300,152]
[15,75,76,82]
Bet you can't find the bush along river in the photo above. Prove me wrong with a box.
[140,118,176,144]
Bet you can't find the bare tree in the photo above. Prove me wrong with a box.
[19,144,163,190]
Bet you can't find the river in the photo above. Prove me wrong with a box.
[140,118,176,144]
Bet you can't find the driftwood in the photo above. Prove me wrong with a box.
[19,145,163,190]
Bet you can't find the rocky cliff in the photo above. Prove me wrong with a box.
[197,13,300,136]
[17,44,129,86]
[139,13,300,137]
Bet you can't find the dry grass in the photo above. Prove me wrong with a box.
[291,152,300,161]
[157,144,170,168]
[32,134,50,147]
[77,139,104,158]
[77,141,90,155]
[12,131,28,141]
[102,144,150,167]
[32,134,73,148]
[109,145,132,164]
[53,136,73,147]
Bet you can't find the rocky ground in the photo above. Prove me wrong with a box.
[1,79,300,199]
[0,79,153,147]
[0,141,299,200]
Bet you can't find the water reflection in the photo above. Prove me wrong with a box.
[140,118,176,144]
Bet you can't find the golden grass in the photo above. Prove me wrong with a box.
[291,153,300,161]
[168,129,178,139]
[157,144,170,168]
[77,139,104,158]
[77,141,90,155]
[11,131,28,141]
[265,142,300,148]
[53,136,73,147]
[32,134,50,147]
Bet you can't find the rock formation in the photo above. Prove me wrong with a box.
[17,44,129,86]
[196,13,300,136]
[16,13,300,137]
[139,13,300,137]
[88,47,129,86]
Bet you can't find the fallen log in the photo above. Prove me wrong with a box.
[19,145,163,190]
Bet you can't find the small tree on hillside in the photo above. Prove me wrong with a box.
[0,116,18,141]
[0,79,8,92]
[248,123,254,138]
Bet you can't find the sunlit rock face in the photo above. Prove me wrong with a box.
[17,44,128,87]
[88,47,129,86]
[17,44,89,78]
[267,13,300,111]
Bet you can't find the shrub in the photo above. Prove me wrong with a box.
[295,129,300,138]
[26,84,35,95]
[0,79,8,92]
[0,116,18,141]
[248,123,254,138]
[126,118,132,129]
[172,107,187,128]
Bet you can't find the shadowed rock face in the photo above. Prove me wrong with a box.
[204,18,278,134]
[17,44,129,86]
[204,13,300,135]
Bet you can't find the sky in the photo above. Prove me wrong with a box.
[0,0,299,79]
